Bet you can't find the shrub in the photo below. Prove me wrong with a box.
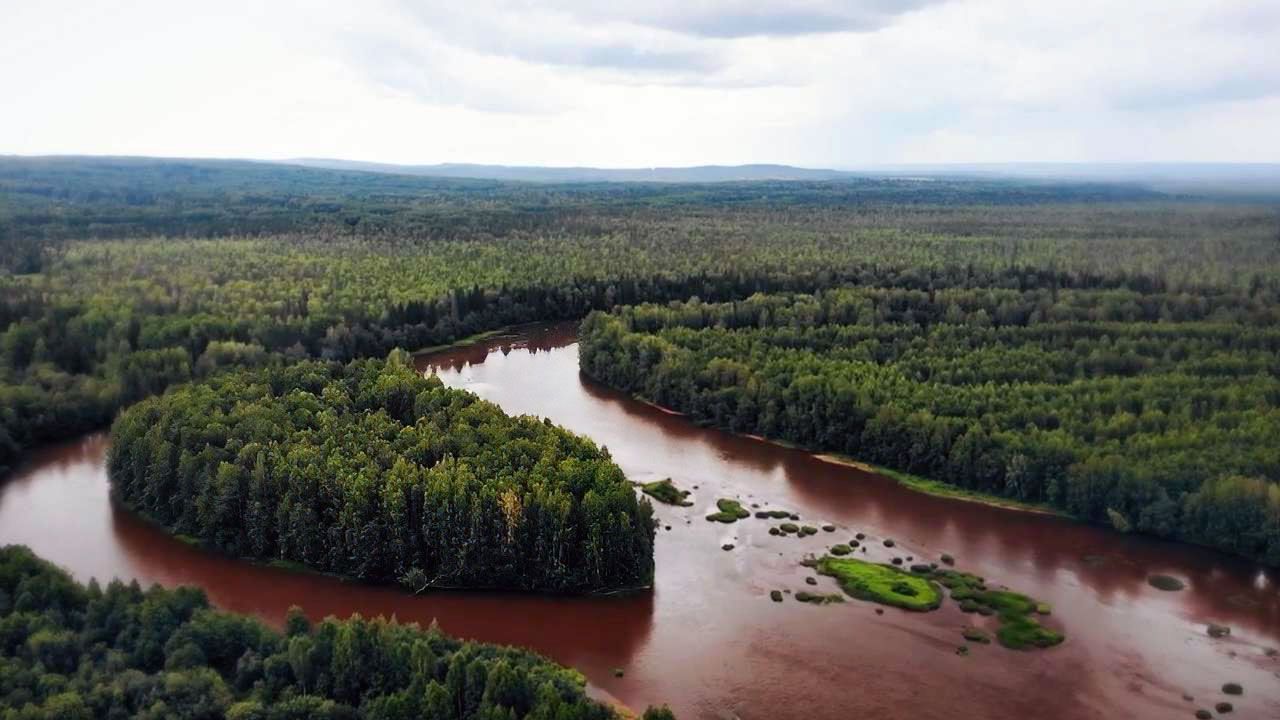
[642,479,693,506]
[706,498,750,523]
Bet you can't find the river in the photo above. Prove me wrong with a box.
[1,323,1277,719]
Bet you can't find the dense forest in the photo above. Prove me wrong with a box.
[578,289,1280,564]
[108,357,654,592]
[2,158,1279,566]
[0,156,1164,260]
[0,544,675,719]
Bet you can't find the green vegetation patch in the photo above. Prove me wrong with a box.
[642,478,694,506]
[815,556,943,612]
[932,570,1063,650]
[705,498,751,523]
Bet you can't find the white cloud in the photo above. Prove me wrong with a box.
[0,0,1277,165]
[531,0,951,38]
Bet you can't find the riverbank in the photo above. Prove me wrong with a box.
[604,382,1066,520]
[114,480,655,598]
[812,454,1065,518]
[411,327,513,356]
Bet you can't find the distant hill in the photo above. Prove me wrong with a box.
[0,155,1171,264]
[282,158,1280,199]
[853,162,1280,200]
[283,159,853,183]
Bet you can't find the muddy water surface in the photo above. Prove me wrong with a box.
[2,323,1277,719]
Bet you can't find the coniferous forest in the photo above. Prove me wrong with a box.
[8,0,1280,712]
[3,159,1279,568]
[0,545,672,720]
[578,290,1280,564]
[2,157,1280,718]
[4,161,1277,484]
[107,356,654,592]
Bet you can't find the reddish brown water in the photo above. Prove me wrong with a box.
[2,323,1277,719]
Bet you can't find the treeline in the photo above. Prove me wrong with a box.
[5,200,1278,480]
[108,356,655,592]
[2,170,1277,482]
[0,544,675,719]
[579,289,1280,565]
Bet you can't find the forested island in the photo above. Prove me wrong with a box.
[0,544,672,719]
[107,355,654,592]
[578,290,1280,564]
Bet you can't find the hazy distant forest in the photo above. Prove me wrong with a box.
[2,156,1280,565]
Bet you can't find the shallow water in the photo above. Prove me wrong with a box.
[2,323,1277,719]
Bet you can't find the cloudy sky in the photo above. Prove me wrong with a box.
[3,0,1278,167]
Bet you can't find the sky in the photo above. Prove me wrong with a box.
[3,0,1279,167]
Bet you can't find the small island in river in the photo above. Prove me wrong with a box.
[107,353,656,593]
[808,555,1063,650]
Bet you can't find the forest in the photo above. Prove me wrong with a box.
[107,356,655,592]
[0,544,674,720]
[3,158,1279,566]
[577,288,1280,564]
[0,155,1163,260]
